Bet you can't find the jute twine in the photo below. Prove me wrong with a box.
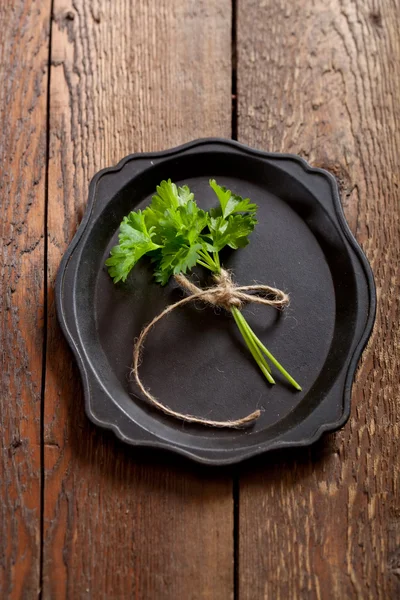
[132,269,289,428]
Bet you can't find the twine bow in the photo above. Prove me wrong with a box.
[132,269,289,428]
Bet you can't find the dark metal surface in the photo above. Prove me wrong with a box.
[56,139,376,465]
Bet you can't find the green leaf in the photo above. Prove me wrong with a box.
[148,180,193,215]
[209,179,232,217]
[155,241,203,285]
[154,265,172,286]
[106,177,259,286]
[209,179,257,218]
[105,210,160,283]
[164,242,202,273]
[152,179,180,210]
[177,185,194,205]
[144,182,206,243]
[206,213,257,252]
[141,184,208,283]
[206,180,258,253]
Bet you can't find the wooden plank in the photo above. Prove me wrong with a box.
[43,1,233,598]
[0,1,51,598]
[237,0,400,598]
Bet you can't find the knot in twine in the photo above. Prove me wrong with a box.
[132,269,289,428]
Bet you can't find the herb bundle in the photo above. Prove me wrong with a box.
[106,179,301,427]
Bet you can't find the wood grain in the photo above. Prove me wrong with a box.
[44,1,233,598]
[0,1,50,597]
[237,0,400,598]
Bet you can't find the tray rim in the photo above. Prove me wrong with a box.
[55,138,376,465]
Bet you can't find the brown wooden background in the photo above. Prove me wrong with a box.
[1,0,399,598]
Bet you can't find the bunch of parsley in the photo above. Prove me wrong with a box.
[106,179,301,390]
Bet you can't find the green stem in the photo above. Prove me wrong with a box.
[237,311,302,391]
[197,259,217,272]
[231,306,275,385]
[198,251,300,391]
[235,315,272,373]
[198,250,218,272]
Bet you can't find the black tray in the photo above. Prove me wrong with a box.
[56,139,376,465]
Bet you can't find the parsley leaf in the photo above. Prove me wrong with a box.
[209,179,257,218]
[155,241,203,284]
[143,181,204,242]
[148,179,193,214]
[205,181,257,252]
[106,178,257,284]
[105,210,160,282]
[206,213,257,251]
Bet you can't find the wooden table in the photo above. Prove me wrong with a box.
[1,1,399,598]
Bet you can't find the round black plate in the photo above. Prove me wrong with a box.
[56,139,375,465]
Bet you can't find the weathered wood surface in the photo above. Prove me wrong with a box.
[0,1,51,597]
[2,0,399,597]
[237,0,400,598]
[43,1,233,598]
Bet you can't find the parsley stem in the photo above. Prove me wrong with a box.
[197,259,217,271]
[240,322,272,373]
[231,306,276,385]
[198,250,218,272]
[233,309,272,374]
[202,250,299,389]
[237,312,302,391]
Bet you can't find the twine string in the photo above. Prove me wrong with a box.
[132,269,289,428]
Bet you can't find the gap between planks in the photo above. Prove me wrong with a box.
[39,1,55,598]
